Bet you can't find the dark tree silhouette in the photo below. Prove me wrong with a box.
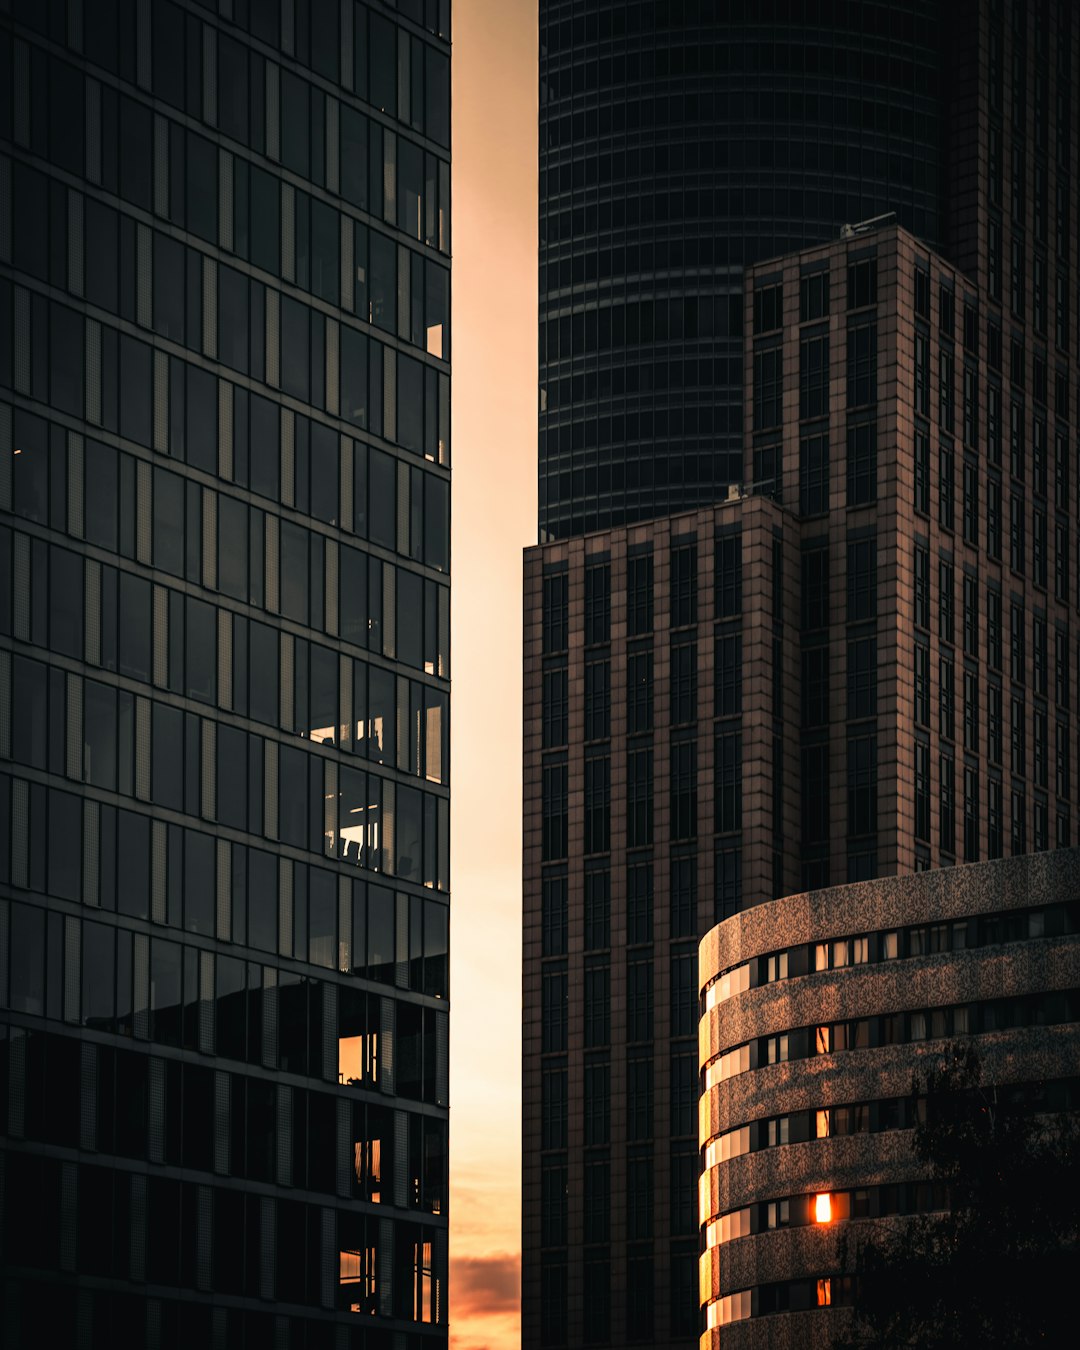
[835,1044,1080,1348]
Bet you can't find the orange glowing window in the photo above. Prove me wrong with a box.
[814,1192,833,1224]
[817,1277,832,1307]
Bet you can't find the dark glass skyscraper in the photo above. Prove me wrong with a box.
[0,1,450,1344]
[538,0,944,539]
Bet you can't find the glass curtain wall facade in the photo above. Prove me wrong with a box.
[0,1,450,1345]
[538,0,944,539]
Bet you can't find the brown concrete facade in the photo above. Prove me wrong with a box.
[698,848,1080,1346]
[524,5,1080,1345]
[523,495,802,1349]
[746,219,1080,882]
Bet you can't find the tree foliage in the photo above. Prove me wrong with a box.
[835,1044,1080,1348]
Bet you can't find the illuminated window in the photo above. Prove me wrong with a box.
[815,1109,831,1138]
[815,1193,833,1224]
[815,1025,831,1054]
[340,1246,377,1314]
[412,1239,436,1323]
[817,1277,832,1306]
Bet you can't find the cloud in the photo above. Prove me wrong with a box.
[452,1251,521,1316]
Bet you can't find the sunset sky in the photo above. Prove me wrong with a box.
[449,3,537,1347]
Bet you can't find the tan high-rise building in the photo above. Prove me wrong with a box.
[524,3,1080,1344]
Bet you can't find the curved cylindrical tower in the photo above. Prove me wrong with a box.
[538,0,945,539]
[698,850,1080,1346]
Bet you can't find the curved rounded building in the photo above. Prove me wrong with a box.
[698,850,1080,1346]
[538,0,949,538]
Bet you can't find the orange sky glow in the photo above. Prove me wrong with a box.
[449,3,536,1347]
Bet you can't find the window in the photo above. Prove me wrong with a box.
[628,650,653,734]
[963,461,979,545]
[715,629,742,717]
[989,684,1003,765]
[987,383,1002,465]
[671,544,697,628]
[848,735,877,837]
[802,547,829,631]
[940,656,955,740]
[848,637,877,720]
[988,591,1004,675]
[800,333,829,419]
[940,754,955,853]
[940,441,955,531]
[716,846,742,919]
[800,432,829,514]
[542,967,568,1052]
[584,564,611,645]
[671,856,696,938]
[915,332,930,415]
[939,349,955,433]
[584,1061,609,1145]
[914,643,930,727]
[988,779,1003,858]
[1059,523,1072,603]
[627,749,653,848]
[964,671,979,751]
[627,862,653,945]
[671,739,696,844]
[754,346,783,429]
[800,271,829,322]
[542,668,568,748]
[542,763,568,861]
[542,875,568,957]
[847,321,877,407]
[847,421,876,505]
[848,258,877,309]
[964,767,979,861]
[987,478,1002,559]
[716,728,741,834]
[1010,493,1025,574]
[1011,604,1026,683]
[914,266,930,319]
[939,284,955,338]
[584,660,611,741]
[914,425,930,515]
[584,961,610,1046]
[1011,399,1025,477]
[628,554,654,635]
[963,576,979,657]
[803,647,829,728]
[915,742,931,842]
[1033,509,1047,589]
[542,572,568,653]
[939,561,955,645]
[847,538,876,622]
[1012,697,1027,776]
[584,756,610,855]
[667,638,696,726]
[715,535,742,617]
[670,953,697,1038]
[754,282,782,334]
